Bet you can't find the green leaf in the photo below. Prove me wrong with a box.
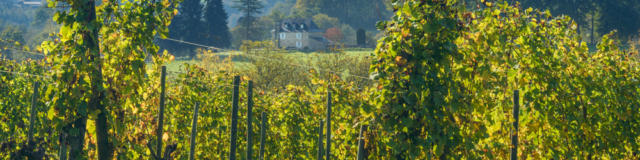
[423,22,439,33]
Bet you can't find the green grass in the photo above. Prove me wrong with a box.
[165,59,197,73]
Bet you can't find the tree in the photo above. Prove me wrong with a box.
[519,0,640,42]
[356,28,365,47]
[339,24,356,45]
[230,17,273,47]
[290,0,320,18]
[233,0,264,41]
[596,0,640,41]
[297,0,391,30]
[204,0,232,48]
[324,27,342,43]
[269,0,297,18]
[166,0,205,57]
[312,14,339,30]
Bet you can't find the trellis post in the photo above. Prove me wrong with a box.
[229,76,240,160]
[189,102,200,160]
[28,81,39,145]
[317,120,324,160]
[247,81,254,160]
[511,90,519,160]
[259,112,266,160]
[325,90,331,160]
[357,124,368,160]
[155,66,167,159]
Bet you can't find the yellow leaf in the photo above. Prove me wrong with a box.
[162,132,169,141]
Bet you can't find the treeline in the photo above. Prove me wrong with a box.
[517,0,640,45]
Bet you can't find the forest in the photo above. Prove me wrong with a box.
[1,0,640,159]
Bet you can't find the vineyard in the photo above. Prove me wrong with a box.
[1,0,640,159]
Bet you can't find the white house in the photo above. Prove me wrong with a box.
[273,19,330,51]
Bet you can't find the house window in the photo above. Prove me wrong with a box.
[280,33,286,39]
[296,41,302,48]
[296,33,302,39]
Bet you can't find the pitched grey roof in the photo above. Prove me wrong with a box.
[278,18,321,33]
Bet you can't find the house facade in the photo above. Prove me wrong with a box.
[273,19,330,51]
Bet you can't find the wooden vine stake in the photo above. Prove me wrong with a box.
[325,90,331,160]
[247,81,254,160]
[317,120,324,160]
[511,90,519,160]
[259,112,266,160]
[189,102,200,160]
[156,66,167,159]
[357,124,368,160]
[229,76,240,160]
[28,81,39,145]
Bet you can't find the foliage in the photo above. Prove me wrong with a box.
[204,0,232,48]
[40,0,181,159]
[224,0,285,27]
[163,63,373,159]
[290,0,320,18]
[372,0,474,158]
[161,0,231,57]
[240,41,307,90]
[164,64,235,159]
[372,0,640,159]
[324,27,343,43]
[457,1,640,158]
[162,0,204,57]
[518,0,640,41]
[230,18,274,48]
[0,26,26,59]
[1,26,25,46]
[357,28,366,46]
[293,0,392,30]
[312,14,339,30]
[235,41,372,90]
[0,57,52,159]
